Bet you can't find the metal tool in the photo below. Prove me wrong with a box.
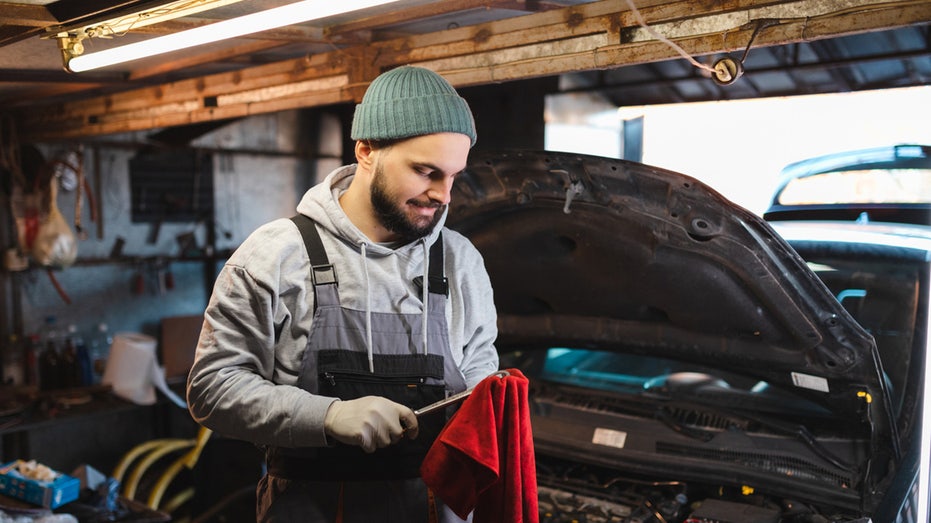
[414,370,510,417]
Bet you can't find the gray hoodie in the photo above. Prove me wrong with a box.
[186,165,499,449]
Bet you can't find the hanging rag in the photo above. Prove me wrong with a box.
[420,368,538,523]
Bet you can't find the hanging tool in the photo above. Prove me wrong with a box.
[153,257,175,295]
[133,259,146,295]
[164,260,175,291]
[93,146,104,240]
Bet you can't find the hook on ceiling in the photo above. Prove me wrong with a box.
[711,18,780,86]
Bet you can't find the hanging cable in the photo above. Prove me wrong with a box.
[622,0,751,85]
[623,0,717,76]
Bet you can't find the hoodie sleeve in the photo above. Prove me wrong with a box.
[446,230,500,388]
[186,219,335,448]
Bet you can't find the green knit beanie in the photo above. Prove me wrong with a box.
[351,66,477,147]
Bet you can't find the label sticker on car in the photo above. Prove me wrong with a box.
[592,428,627,448]
[791,372,830,392]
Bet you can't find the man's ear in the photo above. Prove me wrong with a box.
[355,140,375,169]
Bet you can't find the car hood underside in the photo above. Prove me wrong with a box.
[447,149,898,452]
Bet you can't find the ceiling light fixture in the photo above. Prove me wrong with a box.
[85,0,248,36]
[53,0,248,68]
[62,0,402,73]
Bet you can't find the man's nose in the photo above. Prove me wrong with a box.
[427,176,454,205]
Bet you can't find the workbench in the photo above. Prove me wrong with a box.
[0,386,198,479]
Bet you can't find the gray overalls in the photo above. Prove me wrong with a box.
[257,215,468,522]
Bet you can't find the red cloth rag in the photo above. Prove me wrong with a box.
[420,368,538,523]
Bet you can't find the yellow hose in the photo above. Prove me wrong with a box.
[123,440,195,500]
[146,427,213,509]
[112,439,190,483]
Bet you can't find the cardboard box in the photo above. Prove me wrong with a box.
[160,314,204,383]
[0,460,81,508]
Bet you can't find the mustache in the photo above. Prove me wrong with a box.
[409,198,444,209]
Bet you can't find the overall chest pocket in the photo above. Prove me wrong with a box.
[317,349,446,407]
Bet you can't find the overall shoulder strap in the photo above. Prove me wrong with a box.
[290,214,337,286]
[424,233,448,296]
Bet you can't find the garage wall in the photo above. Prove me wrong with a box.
[3,110,323,371]
[1,82,549,380]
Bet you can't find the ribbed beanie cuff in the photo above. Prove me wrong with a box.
[351,66,477,146]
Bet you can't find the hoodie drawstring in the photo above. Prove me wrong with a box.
[421,239,429,356]
[361,242,375,373]
[360,239,432,372]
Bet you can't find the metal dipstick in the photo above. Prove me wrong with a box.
[414,370,510,417]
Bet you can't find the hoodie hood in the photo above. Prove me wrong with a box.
[295,164,450,370]
[296,164,447,255]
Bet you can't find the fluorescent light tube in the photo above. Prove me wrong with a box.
[67,0,401,72]
[82,0,248,36]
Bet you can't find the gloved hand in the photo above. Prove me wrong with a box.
[324,396,419,453]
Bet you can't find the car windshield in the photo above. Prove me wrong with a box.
[771,144,931,207]
[777,168,931,205]
[799,252,926,419]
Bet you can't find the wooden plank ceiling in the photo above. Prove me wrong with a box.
[2,0,930,142]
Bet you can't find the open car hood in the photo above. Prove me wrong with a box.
[447,149,898,449]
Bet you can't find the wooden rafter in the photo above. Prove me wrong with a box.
[15,0,931,141]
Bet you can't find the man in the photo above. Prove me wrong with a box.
[186,65,499,522]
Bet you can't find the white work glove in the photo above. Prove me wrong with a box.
[323,396,419,453]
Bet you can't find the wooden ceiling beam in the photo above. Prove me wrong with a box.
[17,0,931,141]
[14,0,775,129]
[0,3,56,47]
[0,3,56,27]
[126,39,295,81]
[324,0,556,37]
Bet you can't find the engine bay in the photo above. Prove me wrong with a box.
[535,455,869,523]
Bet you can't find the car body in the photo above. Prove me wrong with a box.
[447,149,930,523]
[763,143,931,226]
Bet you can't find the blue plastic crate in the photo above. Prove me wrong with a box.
[0,460,81,508]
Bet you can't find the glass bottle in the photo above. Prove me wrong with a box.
[39,316,62,390]
[24,334,40,388]
[60,324,80,388]
[75,331,93,387]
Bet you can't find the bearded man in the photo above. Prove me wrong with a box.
[186,66,500,523]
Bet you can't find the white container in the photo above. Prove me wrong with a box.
[102,332,159,405]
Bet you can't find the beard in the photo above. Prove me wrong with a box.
[370,162,446,242]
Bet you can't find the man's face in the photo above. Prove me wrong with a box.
[368,133,471,242]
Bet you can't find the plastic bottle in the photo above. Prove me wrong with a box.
[75,331,93,387]
[2,334,24,386]
[89,323,112,384]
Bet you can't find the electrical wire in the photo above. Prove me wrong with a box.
[622,0,929,78]
[86,0,218,38]
[623,0,717,76]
